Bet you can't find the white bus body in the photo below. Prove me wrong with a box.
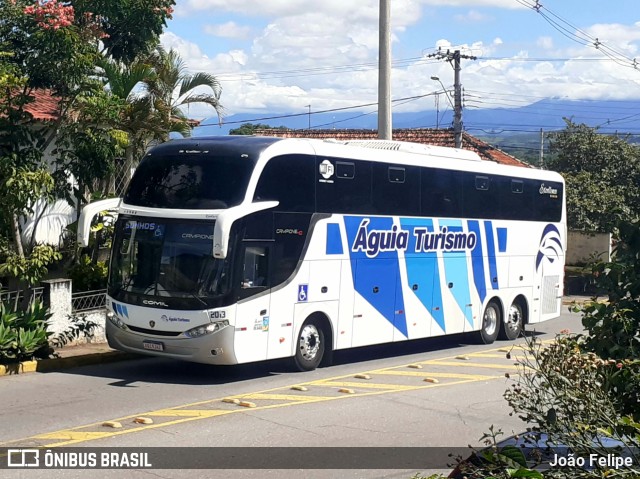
[80,137,566,371]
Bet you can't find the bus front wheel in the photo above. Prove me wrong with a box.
[478,300,501,344]
[293,319,325,371]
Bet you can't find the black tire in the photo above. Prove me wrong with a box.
[293,318,325,371]
[499,300,524,340]
[478,300,501,344]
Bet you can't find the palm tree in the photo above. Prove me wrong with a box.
[97,56,161,193]
[145,47,224,140]
[97,48,224,191]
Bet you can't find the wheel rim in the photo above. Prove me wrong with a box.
[299,324,321,361]
[506,303,523,333]
[483,305,498,336]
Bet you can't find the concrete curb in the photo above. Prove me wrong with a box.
[0,351,141,377]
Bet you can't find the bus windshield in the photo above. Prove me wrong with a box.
[109,218,230,301]
[123,153,255,209]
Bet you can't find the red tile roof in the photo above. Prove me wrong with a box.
[252,128,530,168]
[24,90,60,121]
[24,90,203,127]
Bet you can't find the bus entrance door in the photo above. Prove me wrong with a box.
[352,258,397,347]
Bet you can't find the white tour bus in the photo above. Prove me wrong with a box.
[78,136,566,371]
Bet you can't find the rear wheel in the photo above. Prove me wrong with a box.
[478,300,500,344]
[293,319,325,371]
[500,300,524,340]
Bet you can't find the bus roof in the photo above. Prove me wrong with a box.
[148,135,561,182]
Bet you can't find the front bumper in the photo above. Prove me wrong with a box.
[106,321,238,365]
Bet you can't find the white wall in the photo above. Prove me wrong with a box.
[566,231,612,265]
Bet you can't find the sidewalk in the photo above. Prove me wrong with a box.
[0,342,139,376]
[0,295,599,377]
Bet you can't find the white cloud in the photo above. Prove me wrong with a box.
[179,0,527,17]
[165,1,640,118]
[204,21,252,40]
[454,10,493,23]
[537,36,554,50]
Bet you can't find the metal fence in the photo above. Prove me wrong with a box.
[0,287,44,305]
[71,289,107,313]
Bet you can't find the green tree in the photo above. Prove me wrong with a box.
[73,0,175,64]
[53,87,127,209]
[0,1,174,303]
[98,47,224,176]
[146,46,224,139]
[230,123,290,135]
[547,120,640,232]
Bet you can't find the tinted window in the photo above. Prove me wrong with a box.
[421,168,462,217]
[388,167,405,183]
[253,154,315,212]
[317,157,373,214]
[535,180,563,222]
[511,180,524,194]
[503,179,534,221]
[124,154,254,209]
[463,174,501,219]
[336,161,355,179]
[373,163,420,216]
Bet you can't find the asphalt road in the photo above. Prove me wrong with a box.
[0,308,582,479]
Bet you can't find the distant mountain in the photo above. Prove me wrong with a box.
[193,98,640,138]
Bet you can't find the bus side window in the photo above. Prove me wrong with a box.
[421,168,462,218]
[241,246,269,288]
[253,154,314,212]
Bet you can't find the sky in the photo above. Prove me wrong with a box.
[160,0,640,126]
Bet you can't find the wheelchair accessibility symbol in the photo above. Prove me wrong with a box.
[298,284,308,302]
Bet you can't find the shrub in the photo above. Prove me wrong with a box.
[68,254,108,291]
[0,300,52,363]
[50,314,100,349]
[576,219,640,419]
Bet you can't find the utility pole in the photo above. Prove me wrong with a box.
[539,128,544,167]
[427,49,476,148]
[378,0,392,140]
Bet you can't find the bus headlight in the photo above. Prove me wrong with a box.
[107,311,128,330]
[184,320,229,339]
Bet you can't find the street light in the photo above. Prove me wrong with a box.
[431,76,454,130]
[430,76,454,109]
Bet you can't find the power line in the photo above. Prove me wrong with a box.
[515,0,639,70]
[198,92,438,128]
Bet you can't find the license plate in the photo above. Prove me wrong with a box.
[143,340,164,352]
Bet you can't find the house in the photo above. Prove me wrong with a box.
[251,128,530,168]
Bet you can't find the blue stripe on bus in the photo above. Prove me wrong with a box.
[440,220,473,327]
[401,218,445,332]
[497,227,508,253]
[484,221,499,290]
[467,220,486,303]
[325,223,343,255]
[344,216,408,338]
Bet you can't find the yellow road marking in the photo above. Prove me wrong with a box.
[426,361,518,370]
[0,341,542,448]
[373,370,498,380]
[34,431,115,441]
[315,381,418,391]
[242,393,331,402]
[468,353,517,359]
[0,377,491,448]
[145,409,232,418]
